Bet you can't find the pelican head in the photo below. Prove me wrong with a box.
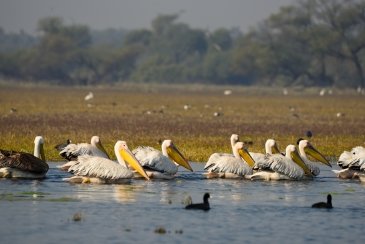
[230,134,240,147]
[91,136,110,159]
[161,140,193,172]
[34,136,46,161]
[265,139,280,154]
[298,140,331,167]
[286,145,312,176]
[115,141,150,180]
[235,142,256,167]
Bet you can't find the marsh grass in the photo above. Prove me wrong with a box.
[0,84,364,162]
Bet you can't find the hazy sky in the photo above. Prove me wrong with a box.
[0,0,295,34]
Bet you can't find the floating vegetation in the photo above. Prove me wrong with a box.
[154,227,184,235]
[345,187,356,192]
[72,212,83,222]
[47,197,80,202]
[0,192,79,202]
[154,227,167,234]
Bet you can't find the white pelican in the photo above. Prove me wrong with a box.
[298,139,331,176]
[65,140,149,183]
[333,146,365,179]
[0,136,48,179]
[204,141,256,179]
[132,140,193,179]
[250,139,281,170]
[58,136,109,170]
[250,145,313,181]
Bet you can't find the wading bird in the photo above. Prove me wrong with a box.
[0,136,49,179]
[250,138,281,171]
[333,146,365,179]
[64,140,149,184]
[58,136,109,170]
[297,139,331,176]
[250,145,313,181]
[204,141,255,179]
[132,140,193,179]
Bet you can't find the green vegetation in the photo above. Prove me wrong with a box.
[0,85,364,162]
[0,0,364,88]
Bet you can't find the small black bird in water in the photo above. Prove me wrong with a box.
[54,139,72,152]
[185,193,210,211]
[312,194,333,209]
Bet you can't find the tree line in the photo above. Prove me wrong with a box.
[0,0,364,88]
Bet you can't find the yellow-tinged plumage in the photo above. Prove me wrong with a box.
[250,145,313,181]
[132,140,192,179]
[204,141,255,179]
[64,140,149,183]
[298,139,331,176]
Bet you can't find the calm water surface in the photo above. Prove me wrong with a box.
[1,162,365,244]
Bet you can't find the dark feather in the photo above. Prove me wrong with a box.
[185,193,210,211]
[312,194,333,209]
[0,149,49,174]
[54,139,71,152]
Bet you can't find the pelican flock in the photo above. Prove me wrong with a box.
[0,136,49,179]
[132,139,193,179]
[6,133,365,186]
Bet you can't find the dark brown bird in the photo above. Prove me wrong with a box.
[312,194,333,209]
[0,136,48,179]
[185,193,210,211]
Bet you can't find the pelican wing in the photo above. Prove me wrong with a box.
[133,146,178,175]
[338,146,365,169]
[0,149,49,174]
[60,143,108,161]
[267,154,305,179]
[68,155,133,180]
[251,152,271,170]
[303,158,320,176]
[204,153,252,175]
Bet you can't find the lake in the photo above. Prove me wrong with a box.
[1,162,365,244]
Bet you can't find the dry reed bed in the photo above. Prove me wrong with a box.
[0,86,364,162]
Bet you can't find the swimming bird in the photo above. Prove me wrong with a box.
[250,145,313,181]
[333,146,365,179]
[312,194,333,209]
[0,136,49,179]
[54,139,72,152]
[58,136,109,170]
[185,193,210,211]
[297,139,331,176]
[132,140,193,179]
[64,140,149,183]
[204,141,256,179]
[250,139,281,171]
